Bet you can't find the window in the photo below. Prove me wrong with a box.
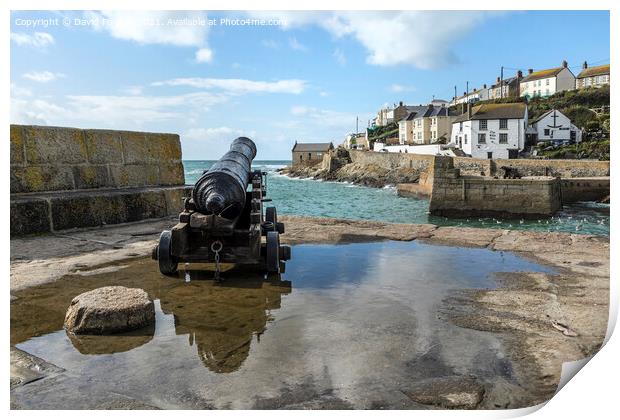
[545,89,549,96]
[308,153,312,159]
[546,79,550,86]
[478,133,486,143]
[499,133,508,144]
[499,119,508,129]
[464,134,468,144]
[459,122,463,132]
[479,119,487,130]
[544,129,550,136]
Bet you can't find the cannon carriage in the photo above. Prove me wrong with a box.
[153,137,291,276]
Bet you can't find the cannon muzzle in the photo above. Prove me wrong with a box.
[192,137,257,219]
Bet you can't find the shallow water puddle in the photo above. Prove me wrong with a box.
[11,241,554,409]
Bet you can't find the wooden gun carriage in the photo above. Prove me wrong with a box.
[153,137,291,276]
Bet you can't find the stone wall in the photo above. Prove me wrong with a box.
[425,156,562,218]
[349,149,434,171]
[10,125,189,236]
[349,150,609,179]
[560,178,610,203]
[11,125,184,193]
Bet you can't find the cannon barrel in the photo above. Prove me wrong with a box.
[192,137,257,219]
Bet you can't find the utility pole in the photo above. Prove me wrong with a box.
[466,81,469,103]
[500,66,504,99]
[356,116,359,133]
[454,85,457,104]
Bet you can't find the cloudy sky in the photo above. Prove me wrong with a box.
[10,10,609,159]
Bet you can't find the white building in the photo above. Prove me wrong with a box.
[530,109,582,145]
[519,60,576,99]
[450,103,528,159]
[373,142,456,156]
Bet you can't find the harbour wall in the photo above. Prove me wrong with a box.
[429,156,562,218]
[10,125,190,236]
[348,150,609,178]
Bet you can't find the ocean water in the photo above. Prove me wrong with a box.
[183,160,610,236]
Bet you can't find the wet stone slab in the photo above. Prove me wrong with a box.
[10,241,555,409]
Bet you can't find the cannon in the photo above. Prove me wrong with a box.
[153,137,291,276]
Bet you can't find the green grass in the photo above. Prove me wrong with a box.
[536,139,609,160]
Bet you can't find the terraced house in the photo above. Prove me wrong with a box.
[488,71,523,99]
[399,105,456,145]
[519,60,576,98]
[576,62,610,89]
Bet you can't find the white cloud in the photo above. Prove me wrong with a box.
[333,49,346,66]
[124,85,143,95]
[10,90,230,129]
[152,78,307,95]
[184,126,246,141]
[195,47,213,63]
[261,39,279,49]
[84,11,211,61]
[319,91,329,97]
[248,11,497,69]
[389,84,415,93]
[288,37,307,51]
[10,32,54,48]
[22,71,65,83]
[290,106,359,129]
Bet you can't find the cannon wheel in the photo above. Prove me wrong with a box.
[158,230,178,276]
[266,206,277,228]
[266,231,280,273]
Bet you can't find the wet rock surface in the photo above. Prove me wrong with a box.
[64,286,155,334]
[403,376,485,409]
[280,162,420,188]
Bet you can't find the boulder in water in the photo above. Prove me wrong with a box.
[64,286,155,335]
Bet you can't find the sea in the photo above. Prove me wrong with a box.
[183,160,610,236]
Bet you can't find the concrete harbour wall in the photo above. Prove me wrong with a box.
[10,125,189,236]
[351,150,609,179]
[427,156,562,218]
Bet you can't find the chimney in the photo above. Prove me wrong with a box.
[467,103,472,119]
[528,68,533,75]
[473,88,477,92]
[399,101,403,107]
[562,60,568,68]
[583,61,588,69]
[483,84,487,89]
[517,70,523,78]
[496,76,501,83]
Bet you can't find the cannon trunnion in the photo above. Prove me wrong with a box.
[153,137,291,276]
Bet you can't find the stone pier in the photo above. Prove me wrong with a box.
[10,125,191,236]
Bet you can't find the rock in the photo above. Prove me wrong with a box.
[64,286,155,334]
[403,376,485,409]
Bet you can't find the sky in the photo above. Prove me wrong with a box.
[10,10,610,160]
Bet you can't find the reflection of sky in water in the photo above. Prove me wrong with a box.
[14,242,554,409]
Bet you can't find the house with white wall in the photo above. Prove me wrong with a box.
[530,109,582,145]
[576,62,610,89]
[519,60,576,99]
[450,103,528,159]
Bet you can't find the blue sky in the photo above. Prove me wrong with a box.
[10,10,609,159]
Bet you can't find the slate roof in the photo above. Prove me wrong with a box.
[292,142,334,152]
[491,76,518,89]
[577,64,610,79]
[520,67,565,83]
[453,103,527,123]
[402,105,454,121]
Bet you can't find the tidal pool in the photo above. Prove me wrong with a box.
[11,241,554,409]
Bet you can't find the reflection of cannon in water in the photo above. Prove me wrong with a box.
[153,137,291,276]
[158,273,291,373]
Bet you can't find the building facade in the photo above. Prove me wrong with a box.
[291,142,334,166]
[399,106,456,145]
[488,71,522,99]
[530,109,582,145]
[576,62,610,89]
[519,60,576,98]
[450,103,528,159]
